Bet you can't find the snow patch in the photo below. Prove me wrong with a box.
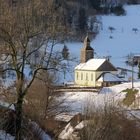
[0,130,14,140]
[58,123,74,140]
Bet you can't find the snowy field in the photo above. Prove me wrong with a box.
[56,5,140,82]
[57,81,140,117]
[58,81,140,140]
[0,131,14,140]
[93,5,140,67]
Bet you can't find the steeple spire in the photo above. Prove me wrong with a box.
[84,36,92,50]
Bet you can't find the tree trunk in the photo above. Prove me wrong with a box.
[15,94,24,140]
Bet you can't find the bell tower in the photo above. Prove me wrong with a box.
[80,36,94,63]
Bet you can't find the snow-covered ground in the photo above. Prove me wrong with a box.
[58,121,85,140]
[93,5,140,68]
[0,120,52,140]
[58,80,140,139]
[58,81,140,115]
[0,130,14,140]
[0,101,15,110]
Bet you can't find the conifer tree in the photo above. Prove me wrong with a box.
[78,8,87,31]
[62,45,69,60]
[88,0,101,10]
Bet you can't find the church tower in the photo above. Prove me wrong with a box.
[80,36,94,63]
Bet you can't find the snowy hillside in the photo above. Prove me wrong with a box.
[0,131,14,140]
[57,81,140,140]
[58,81,140,115]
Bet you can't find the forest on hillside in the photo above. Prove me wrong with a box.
[52,0,140,40]
[8,0,140,41]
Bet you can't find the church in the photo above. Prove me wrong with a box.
[74,36,123,87]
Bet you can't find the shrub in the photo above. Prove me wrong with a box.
[98,4,125,16]
[123,88,138,106]
[0,109,42,140]
[80,105,140,140]
[127,0,138,4]
[113,4,126,16]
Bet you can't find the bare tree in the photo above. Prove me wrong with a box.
[81,104,140,140]
[0,0,68,139]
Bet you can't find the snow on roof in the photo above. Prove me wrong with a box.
[58,123,74,140]
[75,121,85,129]
[97,73,125,82]
[58,121,86,140]
[75,59,106,71]
[55,113,74,122]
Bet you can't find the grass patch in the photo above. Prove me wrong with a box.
[122,88,138,106]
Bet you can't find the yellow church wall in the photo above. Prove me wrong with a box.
[75,70,96,87]
[75,70,117,87]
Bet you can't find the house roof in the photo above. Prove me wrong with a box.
[97,60,117,71]
[75,59,117,71]
[97,72,125,82]
[84,45,93,50]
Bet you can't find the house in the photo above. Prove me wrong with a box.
[97,72,125,87]
[74,36,122,87]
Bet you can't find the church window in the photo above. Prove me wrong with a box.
[76,72,78,80]
[81,73,83,80]
[91,73,93,81]
[86,73,88,80]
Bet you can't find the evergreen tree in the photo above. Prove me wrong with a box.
[128,0,138,4]
[78,8,87,31]
[62,45,69,60]
[88,0,101,10]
